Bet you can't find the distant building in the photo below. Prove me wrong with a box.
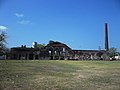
[11,41,72,60]
[10,23,109,60]
[115,55,120,60]
[10,41,108,60]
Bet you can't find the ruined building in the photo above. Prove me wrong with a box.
[10,23,109,60]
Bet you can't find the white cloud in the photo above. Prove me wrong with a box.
[17,20,30,25]
[15,13,31,25]
[15,13,24,17]
[0,25,8,31]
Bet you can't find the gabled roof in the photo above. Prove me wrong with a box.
[46,41,71,50]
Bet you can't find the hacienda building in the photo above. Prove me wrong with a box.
[10,23,109,60]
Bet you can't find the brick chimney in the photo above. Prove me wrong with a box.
[105,23,109,51]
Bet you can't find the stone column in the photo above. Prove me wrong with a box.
[17,54,19,60]
[27,53,29,60]
[33,54,35,60]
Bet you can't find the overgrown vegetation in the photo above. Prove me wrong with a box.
[36,43,45,48]
[109,47,119,58]
[0,60,120,90]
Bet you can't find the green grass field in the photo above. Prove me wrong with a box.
[0,60,120,90]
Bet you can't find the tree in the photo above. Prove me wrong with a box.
[36,44,45,49]
[108,47,117,58]
[0,31,7,55]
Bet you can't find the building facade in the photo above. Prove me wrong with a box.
[11,41,72,60]
[10,23,109,60]
[11,41,108,60]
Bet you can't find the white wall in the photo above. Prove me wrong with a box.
[0,55,6,60]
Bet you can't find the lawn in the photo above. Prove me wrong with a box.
[0,60,120,90]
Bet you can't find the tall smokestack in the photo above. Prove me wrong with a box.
[105,23,109,51]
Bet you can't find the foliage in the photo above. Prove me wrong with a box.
[109,47,118,57]
[36,44,45,48]
[0,31,7,55]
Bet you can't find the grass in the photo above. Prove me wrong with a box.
[0,60,120,90]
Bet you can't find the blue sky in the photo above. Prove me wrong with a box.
[0,0,120,51]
